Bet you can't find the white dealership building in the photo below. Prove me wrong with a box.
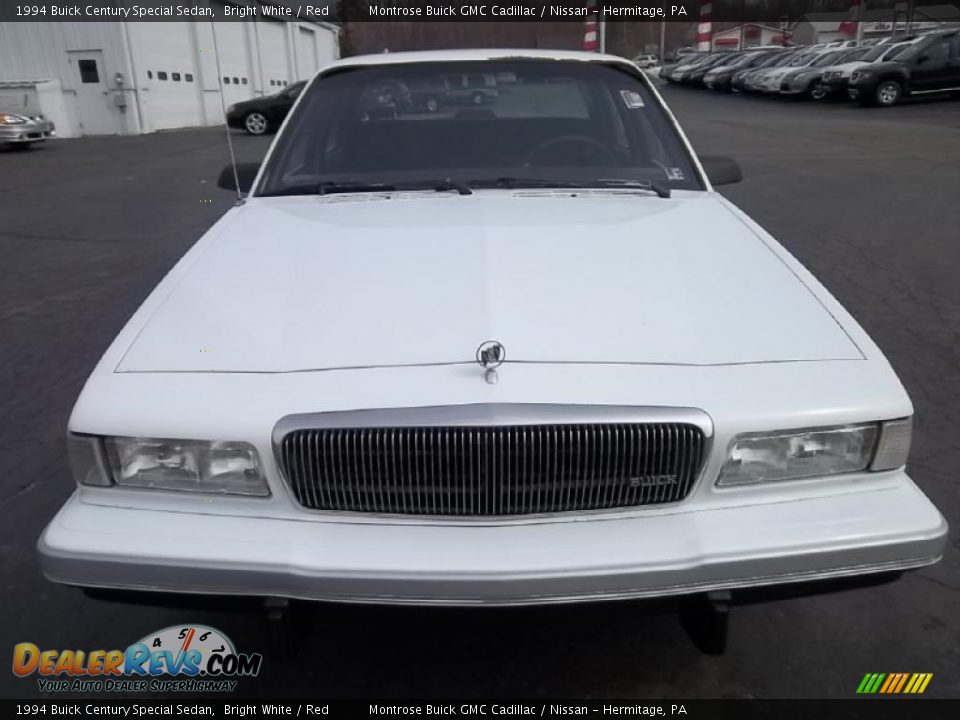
[0,3,339,137]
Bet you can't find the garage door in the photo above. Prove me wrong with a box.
[297,27,318,80]
[314,26,339,68]
[209,6,254,107]
[259,19,290,92]
[132,22,203,131]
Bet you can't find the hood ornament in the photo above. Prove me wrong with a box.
[476,340,505,385]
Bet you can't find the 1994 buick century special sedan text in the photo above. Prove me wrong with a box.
[40,50,947,617]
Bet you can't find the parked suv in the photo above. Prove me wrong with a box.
[818,40,919,100]
[849,30,960,106]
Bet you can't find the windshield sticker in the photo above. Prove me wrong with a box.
[666,168,685,181]
[620,90,645,108]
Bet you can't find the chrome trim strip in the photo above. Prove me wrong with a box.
[274,404,713,439]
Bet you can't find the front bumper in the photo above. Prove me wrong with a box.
[779,79,814,95]
[39,472,946,606]
[0,122,55,143]
[821,77,850,96]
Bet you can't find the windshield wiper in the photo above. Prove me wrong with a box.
[430,178,472,196]
[262,179,472,197]
[475,176,671,198]
[257,181,397,197]
[317,181,397,196]
[593,178,672,198]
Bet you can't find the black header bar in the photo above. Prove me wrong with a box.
[3,1,958,24]
[2,699,960,718]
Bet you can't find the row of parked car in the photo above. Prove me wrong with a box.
[660,28,960,107]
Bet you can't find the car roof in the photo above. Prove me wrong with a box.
[319,49,637,76]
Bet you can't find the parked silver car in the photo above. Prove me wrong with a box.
[0,109,56,149]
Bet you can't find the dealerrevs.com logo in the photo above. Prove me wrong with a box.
[13,625,262,693]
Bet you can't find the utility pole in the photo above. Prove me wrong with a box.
[856,0,867,46]
[659,19,667,64]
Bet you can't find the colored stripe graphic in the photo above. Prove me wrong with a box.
[857,673,932,694]
[583,0,598,51]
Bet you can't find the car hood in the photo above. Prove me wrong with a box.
[764,67,803,80]
[827,60,868,73]
[116,192,862,373]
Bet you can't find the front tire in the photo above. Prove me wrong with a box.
[810,82,829,102]
[243,111,269,135]
[875,80,903,107]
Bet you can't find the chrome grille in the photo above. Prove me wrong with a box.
[278,423,705,516]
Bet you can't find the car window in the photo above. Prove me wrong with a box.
[813,51,844,67]
[257,60,703,195]
[914,39,951,69]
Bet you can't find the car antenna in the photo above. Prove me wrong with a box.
[209,21,243,204]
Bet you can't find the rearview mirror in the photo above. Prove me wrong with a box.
[699,155,743,186]
[217,162,260,193]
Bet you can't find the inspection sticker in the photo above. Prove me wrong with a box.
[620,90,645,108]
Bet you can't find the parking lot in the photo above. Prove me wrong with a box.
[1,87,958,699]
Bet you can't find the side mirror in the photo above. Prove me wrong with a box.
[217,162,260,193]
[917,54,929,64]
[700,155,743,186]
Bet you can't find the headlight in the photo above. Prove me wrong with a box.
[68,435,269,496]
[227,104,237,114]
[0,113,27,125]
[717,420,911,487]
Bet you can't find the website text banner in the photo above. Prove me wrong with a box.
[4,701,960,719]
[5,1,958,24]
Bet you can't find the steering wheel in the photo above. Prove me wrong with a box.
[523,135,617,167]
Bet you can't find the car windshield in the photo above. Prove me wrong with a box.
[788,53,815,67]
[256,60,703,196]
[842,47,871,61]
[895,38,936,62]
[861,44,894,62]
[883,44,913,60]
[756,52,791,68]
[727,52,760,67]
[812,51,845,67]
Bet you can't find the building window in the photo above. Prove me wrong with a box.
[270,80,275,86]
[172,72,181,82]
[241,77,248,85]
[147,70,153,79]
[185,73,193,82]
[232,77,239,84]
[157,71,168,81]
[77,59,100,84]
[223,76,230,84]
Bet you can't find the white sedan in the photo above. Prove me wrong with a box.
[40,50,946,615]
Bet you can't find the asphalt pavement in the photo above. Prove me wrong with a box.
[1,87,958,699]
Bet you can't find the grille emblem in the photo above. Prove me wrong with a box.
[476,340,505,384]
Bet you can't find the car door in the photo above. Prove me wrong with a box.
[909,37,953,93]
